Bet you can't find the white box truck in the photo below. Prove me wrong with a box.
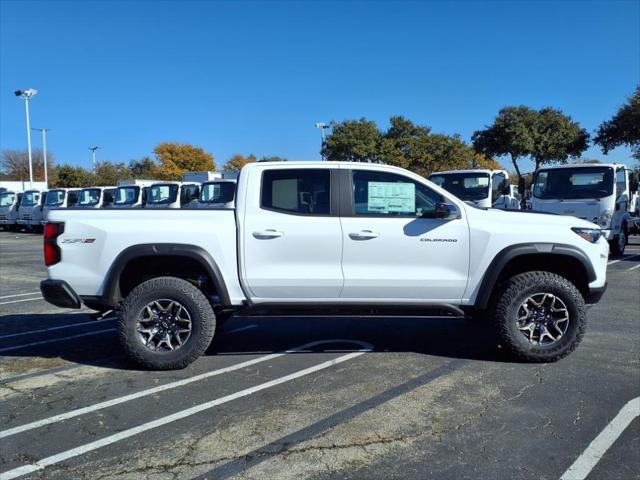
[428,169,520,210]
[112,180,158,208]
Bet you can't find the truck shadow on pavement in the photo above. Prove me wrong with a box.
[0,313,512,374]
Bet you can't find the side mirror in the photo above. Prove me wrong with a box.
[434,202,460,220]
[517,178,525,196]
[502,179,511,196]
[630,173,639,192]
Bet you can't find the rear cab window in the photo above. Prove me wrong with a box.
[261,169,331,215]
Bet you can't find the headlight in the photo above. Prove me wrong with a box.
[572,227,602,243]
[598,210,612,228]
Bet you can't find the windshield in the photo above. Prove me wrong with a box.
[46,190,66,206]
[114,186,140,205]
[533,167,614,199]
[0,192,15,207]
[200,182,236,204]
[20,191,39,207]
[429,172,490,201]
[148,184,178,205]
[78,188,101,206]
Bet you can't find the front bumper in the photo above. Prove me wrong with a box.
[585,283,607,305]
[40,279,82,309]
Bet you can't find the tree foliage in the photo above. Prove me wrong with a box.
[93,161,131,186]
[153,143,216,180]
[594,85,640,160]
[129,156,160,178]
[224,154,257,172]
[530,108,589,170]
[53,165,93,188]
[323,116,500,176]
[322,119,381,162]
[1,149,56,183]
[259,155,287,162]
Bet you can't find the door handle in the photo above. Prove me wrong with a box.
[349,230,379,240]
[253,229,284,239]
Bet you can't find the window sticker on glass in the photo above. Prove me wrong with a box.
[367,181,415,213]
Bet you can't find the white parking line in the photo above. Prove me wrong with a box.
[560,397,640,480]
[0,297,43,306]
[607,253,640,265]
[0,292,40,300]
[627,263,640,271]
[0,317,116,340]
[0,340,371,480]
[0,339,371,439]
[0,328,115,354]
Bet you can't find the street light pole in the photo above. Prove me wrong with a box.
[32,128,50,188]
[15,89,38,188]
[315,123,330,160]
[89,146,99,174]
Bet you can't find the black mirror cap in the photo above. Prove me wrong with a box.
[502,180,511,195]
[517,177,526,195]
[434,202,460,219]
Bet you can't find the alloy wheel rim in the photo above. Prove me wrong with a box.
[136,299,192,352]
[516,293,569,346]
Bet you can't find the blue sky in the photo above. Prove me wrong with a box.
[1,0,638,172]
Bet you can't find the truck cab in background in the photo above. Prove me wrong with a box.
[17,190,46,231]
[185,178,237,209]
[531,163,638,256]
[428,169,520,210]
[145,181,200,209]
[0,191,22,230]
[76,187,116,209]
[41,188,81,225]
[111,180,158,208]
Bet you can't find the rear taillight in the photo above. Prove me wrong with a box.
[44,222,64,266]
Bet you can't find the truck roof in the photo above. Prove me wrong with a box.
[536,163,623,171]
[429,169,508,176]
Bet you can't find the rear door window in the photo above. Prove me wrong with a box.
[261,169,331,215]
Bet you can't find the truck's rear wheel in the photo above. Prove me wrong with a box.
[492,271,586,362]
[609,225,627,257]
[118,276,216,370]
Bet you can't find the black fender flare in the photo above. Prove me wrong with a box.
[473,243,597,310]
[100,243,231,307]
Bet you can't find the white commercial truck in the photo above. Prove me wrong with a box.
[182,171,222,183]
[0,191,22,230]
[41,161,608,369]
[428,169,520,210]
[17,189,46,231]
[185,178,237,209]
[145,181,200,209]
[41,188,81,225]
[111,180,158,208]
[531,163,638,256]
[76,187,117,209]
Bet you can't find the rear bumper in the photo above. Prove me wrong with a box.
[585,283,607,305]
[40,279,82,309]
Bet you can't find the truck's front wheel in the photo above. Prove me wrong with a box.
[609,225,627,257]
[118,276,216,370]
[493,271,586,362]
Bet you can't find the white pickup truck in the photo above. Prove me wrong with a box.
[41,162,609,370]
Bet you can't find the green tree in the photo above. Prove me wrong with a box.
[223,154,256,172]
[472,106,537,185]
[154,143,216,180]
[594,85,640,160]
[322,119,381,162]
[129,156,160,178]
[259,155,287,162]
[530,107,589,170]
[53,165,92,188]
[93,161,131,185]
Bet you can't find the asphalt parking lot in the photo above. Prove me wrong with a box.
[0,231,638,480]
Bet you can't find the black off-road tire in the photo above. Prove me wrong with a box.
[118,276,216,370]
[492,271,586,362]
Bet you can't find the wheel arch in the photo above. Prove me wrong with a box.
[473,243,596,310]
[100,243,231,308]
